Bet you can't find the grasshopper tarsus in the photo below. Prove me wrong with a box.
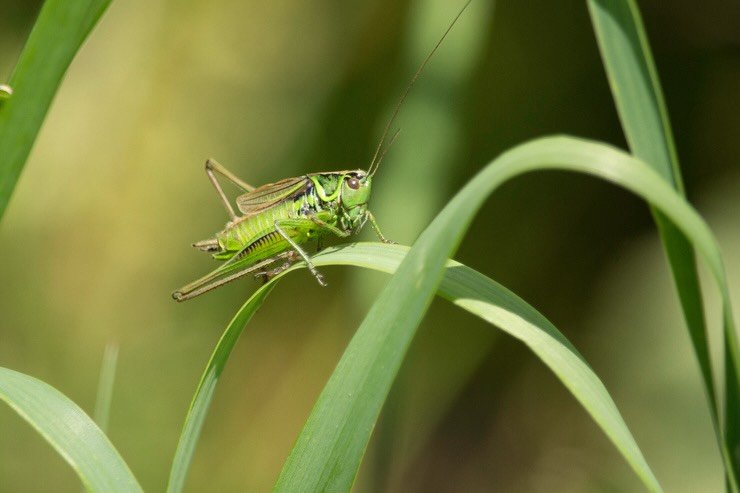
[308,267,327,287]
[255,272,271,285]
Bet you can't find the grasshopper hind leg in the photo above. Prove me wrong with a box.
[172,256,280,302]
[204,158,256,221]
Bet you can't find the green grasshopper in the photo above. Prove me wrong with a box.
[171,158,393,301]
[172,1,471,302]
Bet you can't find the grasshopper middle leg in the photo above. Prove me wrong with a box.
[273,220,327,287]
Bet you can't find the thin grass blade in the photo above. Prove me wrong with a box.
[588,1,739,486]
[312,244,659,490]
[93,343,119,433]
[166,285,275,493]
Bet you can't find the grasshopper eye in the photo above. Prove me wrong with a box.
[347,177,360,190]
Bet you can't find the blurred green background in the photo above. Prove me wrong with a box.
[1,0,738,491]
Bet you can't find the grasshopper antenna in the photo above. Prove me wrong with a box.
[371,128,401,176]
[368,0,474,176]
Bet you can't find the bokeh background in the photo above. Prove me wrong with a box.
[1,0,739,491]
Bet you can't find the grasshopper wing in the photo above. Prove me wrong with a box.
[236,176,309,216]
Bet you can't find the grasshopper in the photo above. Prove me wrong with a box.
[171,159,393,301]
[172,1,471,301]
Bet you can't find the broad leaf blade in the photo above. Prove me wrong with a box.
[0,0,112,221]
[0,367,141,492]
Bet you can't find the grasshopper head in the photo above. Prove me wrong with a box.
[341,171,372,208]
[340,170,372,230]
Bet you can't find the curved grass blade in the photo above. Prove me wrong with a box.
[277,135,739,492]
[588,2,738,486]
[166,242,658,492]
[0,367,141,492]
[0,0,112,221]
[166,285,275,493]
[312,244,660,490]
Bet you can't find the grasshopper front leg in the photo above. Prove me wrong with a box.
[366,211,395,244]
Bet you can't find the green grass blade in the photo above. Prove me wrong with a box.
[587,0,680,186]
[588,1,738,486]
[276,135,738,492]
[312,244,660,490]
[166,285,276,493]
[0,0,112,221]
[167,241,659,492]
[0,367,141,492]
